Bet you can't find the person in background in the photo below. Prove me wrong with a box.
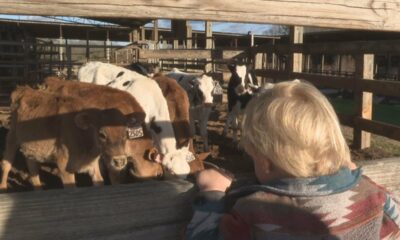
[185,80,400,240]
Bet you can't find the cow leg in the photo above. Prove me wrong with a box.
[0,129,17,190]
[108,169,121,185]
[88,159,104,186]
[223,111,232,136]
[57,158,76,188]
[26,158,42,190]
[200,107,212,152]
[200,119,209,152]
[232,116,239,143]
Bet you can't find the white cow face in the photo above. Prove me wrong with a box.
[198,74,215,106]
[160,148,192,178]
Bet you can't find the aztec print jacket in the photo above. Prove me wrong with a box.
[185,168,400,240]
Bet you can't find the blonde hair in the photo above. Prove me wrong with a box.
[241,80,351,177]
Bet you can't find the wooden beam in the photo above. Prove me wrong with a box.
[353,54,374,149]
[358,79,400,97]
[2,1,400,32]
[253,40,400,55]
[152,20,159,44]
[205,21,213,72]
[139,49,245,60]
[254,69,356,90]
[0,179,194,240]
[355,118,400,142]
[290,26,303,73]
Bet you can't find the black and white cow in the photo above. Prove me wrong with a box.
[166,68,222,151]
[223,62,261,142]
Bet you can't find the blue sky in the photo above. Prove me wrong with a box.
[0,15,273,35]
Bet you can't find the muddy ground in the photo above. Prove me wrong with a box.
[0,102,398,192]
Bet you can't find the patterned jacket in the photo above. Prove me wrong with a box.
[185,168,400,240]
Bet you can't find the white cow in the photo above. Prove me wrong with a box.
[78,62,191,177]
[166,68,217,151]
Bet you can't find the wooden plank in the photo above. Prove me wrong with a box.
[353,54,374,149]
[355,118,400,142]
[359,158,400,197]
[139,49,245,60]
[205,21,213,72]
[2,1,400,32]
[358,79,400,97]
[254,70,356,89]
[0,179,194,240]
[290,26,303,73]
[253,40,400,55]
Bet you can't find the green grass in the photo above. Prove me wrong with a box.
[329,98,400,126]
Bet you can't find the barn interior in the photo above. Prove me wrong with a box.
[0,2,399,239]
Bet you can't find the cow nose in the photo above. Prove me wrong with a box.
[112,156,128,169]
[204,103,213,108]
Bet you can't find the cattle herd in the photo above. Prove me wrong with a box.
[0,61,266,191]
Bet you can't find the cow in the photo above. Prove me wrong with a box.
[42,77,165,182]
[166,68,219,152]
[78,62,193,178]
[223,62,260,142]
[152,73,207,173]
[0,84,146,190]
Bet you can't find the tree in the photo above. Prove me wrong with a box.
[263,25,289,36]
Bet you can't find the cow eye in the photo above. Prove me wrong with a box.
[99,130,107,142]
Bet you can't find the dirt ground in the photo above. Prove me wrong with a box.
[0,102,399,193]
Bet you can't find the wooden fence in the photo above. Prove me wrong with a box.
[137,27,400,149]
[0,40,121,106]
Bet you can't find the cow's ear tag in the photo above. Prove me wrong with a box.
[127,126,144,139]
[212,81,223,95]
[186,153,196,163]
[127,117,144,139]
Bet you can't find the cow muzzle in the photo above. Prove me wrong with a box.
[111,155,128,170]
[203,103,213,108]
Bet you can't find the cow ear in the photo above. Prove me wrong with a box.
[74,112,92,130]
[147,148,160,162]
[197,152,211,162]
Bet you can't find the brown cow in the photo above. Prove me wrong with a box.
[153,74,207,174]
[0,85,147,190]
[42,77,163,182]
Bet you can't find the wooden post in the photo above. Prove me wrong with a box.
[59,25,64,62]
[49,42,53,74]
[289,26,303,73]
[249,31,254,47]
[321,54,325,74]
[271,39,276,70]
[254,53,263,83]
[131,29,139,42]
[140,26,146,41]
[194,33,198,49]
[152,20,159,47]
[66,44,72,80]
[186,23,192,49]
[85,30,90,62]
[105,30,110,63]
[353,54,374,149]
[205,21,213,72]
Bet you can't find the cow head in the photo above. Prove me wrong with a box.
[152,146,193,179]
[228,63,258,95]
[198,74,215,107]
[127,147,164,180]
[74,109,146,173]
